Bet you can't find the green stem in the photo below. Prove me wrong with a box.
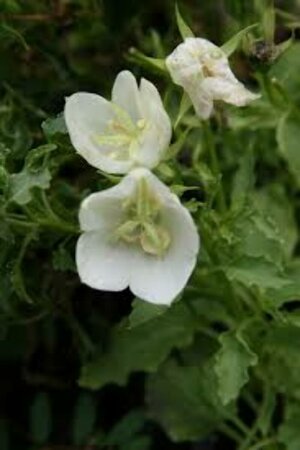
[219,423,244,444]
[5,215,78,234]
[202,121,226,213]
[248,437,277,450]
[239,385,274,450]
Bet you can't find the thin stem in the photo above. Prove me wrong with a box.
[65,313,96,356]
[202,121,226,213]
[5,215,78,234]
[248,437,277,450]
[229,416,252,436]
[218,423,244,444]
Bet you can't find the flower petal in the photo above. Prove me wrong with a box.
[111,70,142,122]
[202,77,260,106]
[79,174,139,232]
[130,201,199,305]
[64,92,133,173]
[76,231,133,291]
[133,78,172,168]
[127,169,199,304]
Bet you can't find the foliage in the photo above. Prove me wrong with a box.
[1,0,300,449]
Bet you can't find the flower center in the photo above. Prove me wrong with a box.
[94,104,147,161]
[114,178,171,257]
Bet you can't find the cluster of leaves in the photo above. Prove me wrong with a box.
[1,0,300,449]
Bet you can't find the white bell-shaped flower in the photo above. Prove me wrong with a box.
[76,168,199,305]
[64,71,172,174]
[166,37,260,119]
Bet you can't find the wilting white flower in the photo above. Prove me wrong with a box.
[166,37,260,119]
[64,71,171,174]
[76,168,199,305]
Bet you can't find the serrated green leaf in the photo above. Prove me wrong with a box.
[42,113,67,137]
[214,331,258,405]
[221,23,258,56]
[146,358,229,442]
[175,4,194,40]
[252,184,297,258]
[277,109,300,187]
[9,144,56,205]
[79,301,198,389]
[10,169,51,205]
[225,256,288,290]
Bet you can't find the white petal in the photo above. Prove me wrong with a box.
[79,174,138,231]
[111,70,142,122]
[76,232,133,291]
[64,92,132,174]
[202,77,260,106]
[186,85,214,119]
[130,202,199,305]
[131,78,171,168]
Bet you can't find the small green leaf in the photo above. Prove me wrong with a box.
[221,24,258,56]
[42,113,67,137]
[175,4,194,40]
[215,331,257,405]
[10,144,56,205]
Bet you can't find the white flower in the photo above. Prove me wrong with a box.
[166,37,260,119]
[76,168,199,305]
[64,71,172,174]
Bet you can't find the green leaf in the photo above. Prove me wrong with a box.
[259,324,300,397]
[129,299,167,328]
[214,331,258,405]
[225,255,288,290]
[175,4,194,40]
[42,113,67,137]
[10,144,56,205]
[266,260,300,309]
[104,410,146,446]
[252,184,297,258]
[221,24,258,56]
[277,109,300,188]
[279,401,300,450]
[127,48,167,74]
[72,392,97,445]
[146,358,229,442]
[29,392,51,444]
[270,43,300,101]
[231,149,255,210]
[79,301,198,389]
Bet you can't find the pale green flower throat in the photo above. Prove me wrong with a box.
[114,178,171,257]
[95,105,147,160]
